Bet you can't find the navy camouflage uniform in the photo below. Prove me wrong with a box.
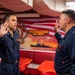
[0,31,21,75]
[54,26,75,75]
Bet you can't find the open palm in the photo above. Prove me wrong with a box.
[54,20,59,33]
[0,23,9,37]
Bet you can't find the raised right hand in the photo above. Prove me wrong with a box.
[54,20,59,33]
[0,23,9,37]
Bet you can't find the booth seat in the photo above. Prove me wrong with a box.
[20,50,55,64]
[38,60,56,75]
[19,57,32,72]
[20,50,55,75]
[23,68,39,75]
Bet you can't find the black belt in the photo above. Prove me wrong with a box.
[2,60,18,64]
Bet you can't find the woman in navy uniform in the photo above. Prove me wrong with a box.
[0,14,24,75]
[54,9,75,75]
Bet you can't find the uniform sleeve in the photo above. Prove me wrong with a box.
[69,35,75,75]
[54,32,63,43]
[0,37,3,43]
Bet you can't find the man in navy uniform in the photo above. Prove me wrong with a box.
[0,14,24,75]
[54,9,75,75]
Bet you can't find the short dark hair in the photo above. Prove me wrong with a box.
[3,14,16,23]
[61,9,75,22]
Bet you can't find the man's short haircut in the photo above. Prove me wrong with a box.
[3,14,16,23]
[61,9,75,22]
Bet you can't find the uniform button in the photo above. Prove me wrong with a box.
[63,61,64,64]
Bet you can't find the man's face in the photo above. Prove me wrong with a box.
[59,14,68,31]
[8,15,17,31]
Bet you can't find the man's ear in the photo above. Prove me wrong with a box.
[5,20,8,22]
[66,18,70,24]
[4,20,9,24]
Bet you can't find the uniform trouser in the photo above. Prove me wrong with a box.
[0,62,23,75]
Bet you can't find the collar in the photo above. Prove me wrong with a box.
[63,26,75,39]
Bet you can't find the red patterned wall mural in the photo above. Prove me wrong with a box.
[18,18,64,52]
